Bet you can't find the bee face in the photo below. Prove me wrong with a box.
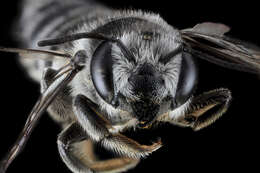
[91,30,198,128]
[127,62,166,127]
[112,32,178,125]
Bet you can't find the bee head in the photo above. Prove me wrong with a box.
[91,31,198,128]
[37,21,198,128]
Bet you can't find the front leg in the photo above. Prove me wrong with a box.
[162,88,232,131]
[58,122,139,173]
[73,95,162,158]
[41,67,74,124]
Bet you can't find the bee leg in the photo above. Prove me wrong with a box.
[57,122,89,173]
[166,88,232,131]
[58,122,139,173]
[41,67,74,124]
[41,67,58,92]
[73,94,162,159]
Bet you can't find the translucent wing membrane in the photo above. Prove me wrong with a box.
[181,23,260,74]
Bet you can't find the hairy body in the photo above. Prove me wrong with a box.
[1,0,259,173]
[19,0,183,127]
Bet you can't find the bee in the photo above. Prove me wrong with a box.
[0,0,259,173]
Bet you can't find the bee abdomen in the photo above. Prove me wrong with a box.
[17,0,103,47]
[16,0,108,81]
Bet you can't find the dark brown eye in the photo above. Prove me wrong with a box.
[91,41,114,104]
[174,52,198,107]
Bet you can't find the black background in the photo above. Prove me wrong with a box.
[0,0,259,173]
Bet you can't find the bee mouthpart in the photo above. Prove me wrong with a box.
[131,101,160,129]
[137,120,154,129]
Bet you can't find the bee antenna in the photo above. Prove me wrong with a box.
[37,32,116,47]
[38,32,136,63]
[0,47,71,59]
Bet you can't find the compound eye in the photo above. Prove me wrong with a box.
[91,41,114,104]
[175,52,198,107]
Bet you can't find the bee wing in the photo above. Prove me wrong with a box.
[182,22,231,36]
[181,22,260,74]
[0,65,80,173]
